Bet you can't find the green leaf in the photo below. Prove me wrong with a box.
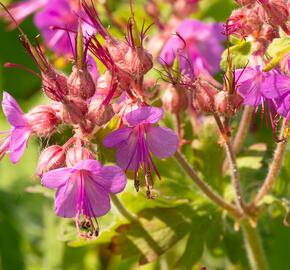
[220,41,252,71]
[266,37,290,58]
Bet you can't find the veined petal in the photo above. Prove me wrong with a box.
[55,177,78,218]
[41,167,73,189]
[238,78,263,106]
[2,92,27,127]
[277,93,290,118]
[94,165,127,193]
[74,159,102,172]
[9,128,31,164]
[125,107,164,126]
[262,74,290,99]
[103,127,132,148]
[83,177,111,217]
[146,126,178,159]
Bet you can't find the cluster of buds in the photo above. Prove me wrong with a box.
[227,0,289,42]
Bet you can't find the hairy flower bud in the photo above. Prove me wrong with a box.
[66,146,95,167]
[214,91,242,116]
[192,79,217,113]
[61,98,88,124]
[260,24,279,41]
[27,105,59,136]
[68,66,96,100]
[37,145,66,177]
[162,84,189,114]
[88,99,114,126]
[258,0,289,28]
[42,70,68,102]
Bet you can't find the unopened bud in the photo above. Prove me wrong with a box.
[37,145,66,177]
[61,98,88,124]
[260,24,279,41]
[214,91,242,116]
[106,38,129,63]
[88,99,114,126]
[66,146,95,167]
[42,70,68,102]
[162,84,188,114]
[27,105,59,136]
[192,79,217,113]
[68,66,96,100]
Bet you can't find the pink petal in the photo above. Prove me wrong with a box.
[83,179,111,217]
[125,106,163,126]
[55,177,78,218]
[237,78,262,106]
[146,126,178,159]
[262,74,290,99]
[94,165,127,193]
[103,127,132,148]
[10,128,31,164]
[74,159,102,172]
[2,92,27,127]
[41,167,73,189]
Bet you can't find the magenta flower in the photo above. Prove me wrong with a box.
[41,159,127,237]
[103,106,178,196]
[160,19,225,78]
[0,92,31,163]
[34,0,94,55]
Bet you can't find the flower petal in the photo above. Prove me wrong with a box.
[103,127,132,148]
[9,128,31,164]
[83,178,111,217]
[41,167,73,189]
[146,126,178,159]
[55,177,77,218]
[125,107,163,126]
[74,159,102,172]
[262,74,290,99]
[94,165,127,193]
[237,78,263,106]
[2,92,27,127]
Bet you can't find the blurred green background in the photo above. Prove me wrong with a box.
[0,0,289,270]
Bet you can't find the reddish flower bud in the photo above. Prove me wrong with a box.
[42,70,68,102]
[162,84,189,114]
[37,145,66,177]
[68,66,96,100]
[214,91,242,116]
[66,146,95,167]
[258,0,289,28]
[61,98,88,125]
[106,38,129,63]
[88,99,115,126]
[260,24,279,41]
[192,79,217,113]
[27,105,59,136]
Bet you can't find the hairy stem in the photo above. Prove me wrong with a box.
[233,106,254,153]
[241,221,269,270]
[213,113,247,213]
[253,122,288,205]
[110,194,137,222]
[174,151,242,218]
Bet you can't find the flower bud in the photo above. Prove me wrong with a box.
[260,24,279,41]
[42,69,68,102]
[37,145,66,177]
[88,99,115,126]
[106,38,129,63]
[68,66,96,100]
[27,105,59,136]
[162,84,189,114]
[214,91,242,116]
[61,98,88,125]
[192,79,217,113]
[258,0,289,27]
[66,146,95,167]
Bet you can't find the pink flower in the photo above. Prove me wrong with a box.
[41,159,127,237]
[1,92,31,163]
[103,106,178,196]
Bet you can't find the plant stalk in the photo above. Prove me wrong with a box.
[241,221,269,270]
[174,151,242,218]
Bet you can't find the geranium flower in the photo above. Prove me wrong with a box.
[160,19,225,78]
[103,106,178,196]
[41,159,127,237]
